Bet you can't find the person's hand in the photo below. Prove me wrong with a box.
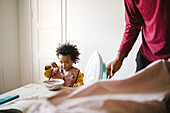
[51,62,57,68]
[168,58,170,62]
[106,52,126,79]
[51,62,63,78]
[45,65,51,70]
[107,58,123,79]
[73,84,78,88]
[45,62,57,70]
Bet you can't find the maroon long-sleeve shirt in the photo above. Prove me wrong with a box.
[119,0,170,62]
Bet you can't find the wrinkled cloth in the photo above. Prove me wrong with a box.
[28,60,170,113]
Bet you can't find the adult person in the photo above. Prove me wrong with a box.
[107,0,170,78]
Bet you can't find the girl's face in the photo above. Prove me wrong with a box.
[58,54,75,71]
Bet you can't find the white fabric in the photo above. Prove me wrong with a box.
[28,60,170,113]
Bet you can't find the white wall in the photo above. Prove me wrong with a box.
[0,0,20,94]
[0,0,142,94]
[67,0,142,79]
[18,0,32,86]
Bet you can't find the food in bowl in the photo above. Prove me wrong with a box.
[42,79,64,90]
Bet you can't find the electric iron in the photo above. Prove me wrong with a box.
[84,51,107,85]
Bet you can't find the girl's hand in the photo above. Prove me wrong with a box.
[73,84,78,88]
[51,62,57,68]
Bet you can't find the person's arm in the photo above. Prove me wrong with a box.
[119,0,143,55]
[44,66,52,78]
[44,62,60,78]
[74,72,84,87]
[107,51,126,78]
[107,0,143,78]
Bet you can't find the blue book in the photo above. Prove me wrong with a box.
[0,94,19,105]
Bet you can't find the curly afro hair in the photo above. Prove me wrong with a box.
[56,43,80,64]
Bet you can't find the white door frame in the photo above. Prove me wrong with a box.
[30,0,67,83]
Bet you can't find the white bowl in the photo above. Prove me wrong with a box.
[42,79,64,90]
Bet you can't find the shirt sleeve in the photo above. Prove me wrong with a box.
[119,0,143,56]
[44,67,52,78]
[76,71,84,86]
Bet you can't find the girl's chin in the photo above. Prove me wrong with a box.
[64,68,71,71]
